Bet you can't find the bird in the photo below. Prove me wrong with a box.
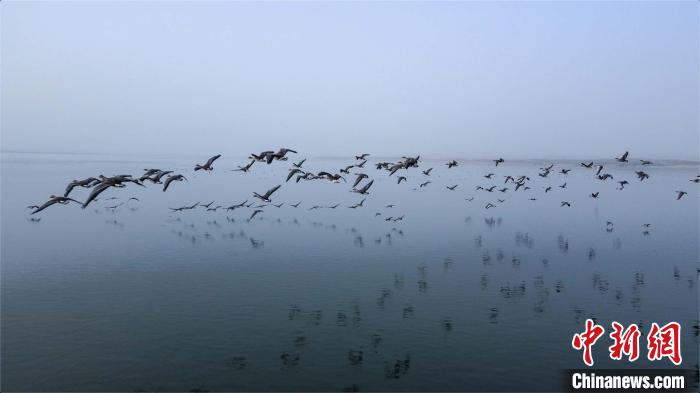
[590,192,599,198]
[273,148,297,161]
[615,151,629,163]
[290,201,302,208]
[386,204,395,208]
[560,169,571,174]
[356,153,370,160]
[561,201,571,207]
[142,170,173,184]
[419,181,431,188]
[446,160,458,168]
[318,172,345,183]
[340,165,354,174]
[397,176,407,184]
[640,160,653,165]
[353,173,369,188]
[494,158,504,166]
[497,198,505,203]
[355,160,367,168]
[234,160,255,172]
[64,177,100,197]
[194,154,221,171]
[225,200,248,211]
[253,185,282,202]
[484,173,494,179]
[287,168,305,182]
[163,174,186,192]
[293,158,306,168]
[446,185,458,190]
[617,180,629,190]
[598,174,613,181]
[635,171,650,181]
[485,186,496,192]
[580,162,594,168]
[248,209,263,222]
[544,186,552,193]
[465,197,474,202]
[29,195,81,215]
[250,150,274,162]
[498,187,508,193]
[349,199,366,209]
[559,182,567,189]
[82,176,143,209]
[676,191,687,200]
[596,165,604,176]
[272,203,284,208]
[170,202,200,212]
[422,168,433,176]
[327,203,340,209]
[485,203,496,209]
[352,180,374,195]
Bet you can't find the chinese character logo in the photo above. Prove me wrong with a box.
[572,319,605,366]
[647,322,682,365]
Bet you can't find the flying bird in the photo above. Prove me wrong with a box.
[29,195,81,215]
[163,174,186,192]
[352,180,374,195]
[635,171,650,181]
[234,160,255,173]
[615,151,629,163]
[353,173,369,188]
[64,177,100,197]
[253,185,282,202]
[195,154,221,171]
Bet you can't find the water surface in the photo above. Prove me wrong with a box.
[2,152,698,392]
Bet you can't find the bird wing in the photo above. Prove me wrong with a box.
[206,154,222,166]
[263,185,281,198]
[82,184,111,208]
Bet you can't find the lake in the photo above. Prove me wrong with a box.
[1,151,698,392]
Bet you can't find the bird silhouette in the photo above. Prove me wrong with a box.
[194,154,221,171]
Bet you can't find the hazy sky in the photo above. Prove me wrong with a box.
[2,1,698,159]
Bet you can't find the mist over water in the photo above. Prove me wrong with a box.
[2,152,698,392]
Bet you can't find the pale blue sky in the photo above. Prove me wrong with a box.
[2,1,698,159]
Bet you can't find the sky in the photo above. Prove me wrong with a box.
[1,1,698,160]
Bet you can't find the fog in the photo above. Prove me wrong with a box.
[2,1,698,159]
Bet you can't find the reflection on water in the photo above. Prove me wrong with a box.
[1,152,699,392]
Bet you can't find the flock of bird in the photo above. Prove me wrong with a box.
[27,150,696,223]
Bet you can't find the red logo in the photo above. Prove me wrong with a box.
[647,322,682,365]
[572,320,682,366]
[609,322,640,362]
[572,319,605,366]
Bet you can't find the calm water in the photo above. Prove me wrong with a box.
[2,152,698,392]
